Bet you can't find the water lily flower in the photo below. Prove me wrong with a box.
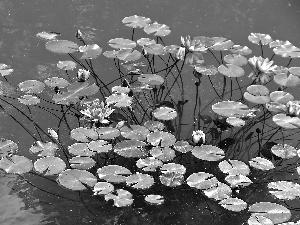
[192,130,205,144]
[48,128,58,140]
[286,101,300,117]
[80,99,115,124]
[248,56,277,83]
[77,69,90,81]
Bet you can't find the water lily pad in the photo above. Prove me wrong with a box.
[70,127,98,142]
[0,139,18,158]
[249,157,275,170]
[120,125,150,141]
[247,215,273,225]
[30,141,58,157]
[143,43,166,55]
[104,189,133,207]
[144,22,171,36]
[79,44,102,59]
[57,61,77,70]
[218,64,244,77]
[288,67,300,76]
[274,73,300,87]
[36,31,60,40]
[114,140,147,158]
[18,95,40,105]
[203,182,232,201]
[108,38,136,49]
[147,131,176,147]
[122,15,151,28]
[224,54,248,66]
[219,159,250,176]
[244,85,270,104]
[145,195,164,205]
[19,80,45,94]
[138,74,164,85]
[229,45,252,55]
[212,101,254,118]
[96,127,120,140]
[143,120,165,131]
[0,155,32,174]
[93,182,114,195]
[268,181,300,200]
[106,93,133,107]
[88,140,112,153]
[0,64,13,76]
[173,140,193,153]
[226,117,245,127]
[153,107,177,120]
[159,172,184,187]
[126,173,154,189]
[150,147,175,162]
[137,38,156,46]
[211,39,234,51]
[186,172,219,190]
[136,157,163,172]
[97,165,132,183]
[273,41,300,58]
[192,145,225,161]
[265,102,287,113]
[269,91,294,104]
[103,49,142,62]
[34,156,66,175]
[271,143,297,159]
[248,33,272,45]
[44,77,70,88]
[57,169,97,191]
[248,202,291,224]
[273,113,300,129]
[46,40,79,54]
[219,197,247,212]
[69,156,96,170]
[193,64,218,76]
[68,143,93,157]
[225,174,252,188]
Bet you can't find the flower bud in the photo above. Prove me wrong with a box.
[192,130,205,144]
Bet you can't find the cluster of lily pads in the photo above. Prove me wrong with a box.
[1,15,300,224]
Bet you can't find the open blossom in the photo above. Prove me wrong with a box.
[192,130,205,144]
[248,56,277,83]
[176,36,206,63]
[77,69,90,81]
[80,99,114,124]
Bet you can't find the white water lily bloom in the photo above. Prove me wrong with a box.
[248,56,277,83]
[192,130,205,144]
[77,69,90,81]
[48,128,58,140]
[80,99,115,124]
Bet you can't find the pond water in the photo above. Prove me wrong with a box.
[1,0,300,224]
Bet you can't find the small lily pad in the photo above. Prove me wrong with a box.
[145,195,164,205]
[93,182,114,195]
[126,173,154,189]
[153,107,177,120]
[219,197,247,212]
[144,22,171,36]
[218,64,244,77]
[34,156,66,175]
[18,95,40,105]
[192,145,225,161]
[46,40,79,54]
[105,189,133,207]
[19,80,45,94]
[57,61,77,70]
[108,38,136,49]
[249,157,275,171]
[79,44,102,59]
[122,15,151,28]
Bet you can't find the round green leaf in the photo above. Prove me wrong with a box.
[0,155,32,174]
[114,140,147,158]
[45,40,79,54]
[70,127,98,142]
[93,182,114,195]
[44,77,70,88]
[104,189,133,207]
[192,145,225,161]
[138,74,164,85]
[249,157,275,171]
[122,15,151,28]
[144,22,171,36]
[219,198,247,212]
[153,107,177,120]
[34,156,66,175]
[69,156,96,170]
[18,95,40,105]
[108,38,136,49]
[218,64,244,77]
[186,172,219,190]
[79,44,102,59]
[273,113,300,129]
[126,173,154,189]
[57,61,77,70]
[97,165,132,183]
[19,80,45,94]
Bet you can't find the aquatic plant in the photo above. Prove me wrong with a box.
[1,15,300,224]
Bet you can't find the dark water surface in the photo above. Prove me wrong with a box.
[1,0,300,224]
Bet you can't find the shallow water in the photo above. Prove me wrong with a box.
[1,0,300,224]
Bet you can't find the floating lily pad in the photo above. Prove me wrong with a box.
[273,41,300,58]
[122,15,151,28]
[46,40,79,54]
[244,85,270,104]
[273,113,300,129]
[211,39,234,51]
[137,38,156,46]
[153,107,177,120]
[93,182,114,195]
[57,61,77,70]
[126,173,154,189]
[88,140,112,153]
[36,31,60,40]
[144,22,171,36]
[68,143,93,157]
[145,195,164,205]
[114,140,147,158]
[248,202,291,224]
[30,141,58,157]
[0,64,13,76]
[159,171,184,187]
[229,45,252,55]
[19,80,45,94]
[274,73,300,87]
[34,156,66,175]
[0,155,32,174]
[203,182,232,201]
[18,95,40,105]
[70,127,98,142]
[269,91,294,104]
[160,163,186,174]
[138,74,164,85]
[173,141,193,153]
[193,64,218,76]
[120,125,150,141]
[224,54,248,66]
[219,198,247,212]
[97,165,132,183]
[218,64,244,77]
[150,147,175,162]
[0,139,18,158]
[143,120,165,131]
[103,49,142,62]
[226,117,245,127]
[69,156,96,170]
[136,157,163,172]
[219,159,250,176]
[96,127,120,140]
[104,189,133,207]
[192,145,225,161]
[248,33,273,45]
[225,174,252,188]
[44,77,70,88]
[108,38,136,49]
[268,181,300,200]
[79,44,102,59]
[147,131,176,147]
[106,93,133,107]
[249,157,275,170]
[143,44,166,55]
[186,172,219,190]
[212,101,254,118]
[247,215,273,225]
[265,102,287,113]
[57,169,97,191]
[271,143,297,159]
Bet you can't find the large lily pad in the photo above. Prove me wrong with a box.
[143,44,166,55]
[153,107,177,120]
[57,169,97,191]
[244,85,270,104]
[69,156,96,170]
[44,77,70,88]
[212,101,255,118]
[120,125,150,141]
[108,38,136,49]
[34,156,66,175]
[271,143,297,159]
[97,165,132,183]
[273,41,300,58]
[273,113,300,129]
[249,157,275,171]
[30,141,58,157]
[147,131,176,147]
[248,33,272,45]
[0,155,32,174]
[218,64,244,77]
[93,182,114,195]
[268,181,300,200]
[104,189,133,207]
[122,15,151,28]
[219,198,247,212]
[223,54,248,66]
[186,172,219,190]
[46,40,79,54]
[192,145,225,161]
[150,147,175,162]
[144,22,171,36]
[218,159,250,176]
[70,127,98,142]
[57,61,77,70]
[96,127,120,140]
[203,182,232,201]
[269,91,294,104]
[274,73,300,87]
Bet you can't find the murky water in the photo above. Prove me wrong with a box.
[1,0,300,224]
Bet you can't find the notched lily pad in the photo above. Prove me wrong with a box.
[126,173,154,189]
[105,189,133,207]
[30,141,58,157]
[0,155,32,174]
[273,113,300,129]
[192,145,225,161]
[114,140,147,158]
[138,74,164,85]
[19,80,45,94]
[153,107,177,120]
[122,15,151,28]
[79,44,102,59]
[144,22,171,36]
[46,40,79,54]
[34,156,66,175]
